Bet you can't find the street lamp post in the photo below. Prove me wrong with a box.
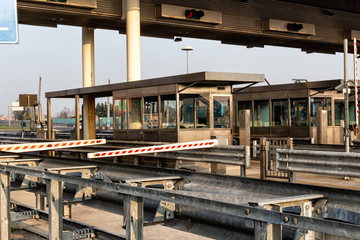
[182,46,194,74]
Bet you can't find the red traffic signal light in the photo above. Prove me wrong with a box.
[287,23,303,32]
[185,9,205,20]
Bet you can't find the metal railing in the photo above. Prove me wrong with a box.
[276,149,360,181]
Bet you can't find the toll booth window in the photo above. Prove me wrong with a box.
[180,94,209,128]
[161,95,176,129]
[272,100,288,126]
[334,100,355,126]
[213,96,230,128]
[238,101,252,127]
[144,96,159,129]
[128,98,142,129]
[350,102,356,125]
[254,100,270,127]
[114,99,127,129]
[310,98,332,126]
[291,99,308,127]
[334,100,344,126]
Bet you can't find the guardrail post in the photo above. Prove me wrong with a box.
[35,193,45,210]
[254,221,267,240]
[47,179,64,240]
[0,170,11,240]
[260,138,267,179]
[125,193,144,240]
[286,138,296,183]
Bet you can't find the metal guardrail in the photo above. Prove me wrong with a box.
[276,149,360,180]
[141,145,250,177]
[1,163,360,240]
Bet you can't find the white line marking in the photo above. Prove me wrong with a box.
[0,27,9,31]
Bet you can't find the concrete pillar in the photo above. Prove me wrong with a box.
[239,109,251,169]
[126,0,141,82]
[83,94,96,139]
[82,27,96,139]
[316,110,328,144]
[75,95,81,140]
[239,109,250,145]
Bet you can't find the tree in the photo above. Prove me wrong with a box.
[95,102,113,117]
[13,108,31,121]
[56,106,73,119]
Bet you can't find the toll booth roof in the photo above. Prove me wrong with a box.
[45,72,264,98]
[234,79,344,93]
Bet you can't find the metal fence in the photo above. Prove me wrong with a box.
[259,137,292,180]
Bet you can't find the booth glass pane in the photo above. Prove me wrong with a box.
[291,99,308,127]
[144,96,159,129]
[161,95,176,129]
[238,101,252,127]
[350,102,356,125]
[180,94,195,128]
[310,98,332,126]
[180,94,209,128]
[128,98,142,129]
[272,100,288,126]
[213,96,230,128]
[335,100,345,126]
[114,99,127,129]
[254,100,269,127]
[195,94,209,128]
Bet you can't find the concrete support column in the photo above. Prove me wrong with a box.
[239,109,251,170]
[126,0,141,82]
[317,110,328,144]
[82,27,96,139]
[83,94,96,139]
[75,95,81,140]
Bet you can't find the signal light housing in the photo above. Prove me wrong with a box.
[262,19,315,35]
[287,23,304,32]
[185,9,205,20]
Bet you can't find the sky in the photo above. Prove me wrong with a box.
[0,24,353,116]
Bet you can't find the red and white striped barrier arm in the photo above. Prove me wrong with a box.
[0,139,106,153]
[87,139,219,159]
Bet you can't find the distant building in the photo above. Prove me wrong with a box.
[0,115,9,121]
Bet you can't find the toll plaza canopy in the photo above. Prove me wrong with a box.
[18,0,360,54]
[46,72,264,143]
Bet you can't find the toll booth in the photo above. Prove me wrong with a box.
[233,79,358,145]
[113,72,263,144]
[45,72,264,144]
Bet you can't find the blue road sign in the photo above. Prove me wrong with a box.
[0,0,19,44]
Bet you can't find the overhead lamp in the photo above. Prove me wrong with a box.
[322,9,335,16]
[174,36,182,42]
